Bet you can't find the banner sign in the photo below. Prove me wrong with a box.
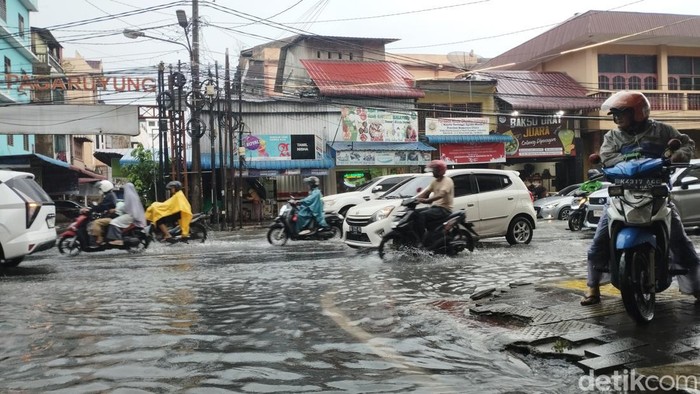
[496,115,576,158]
[290,135,316,160]
[335,150,431,166]
[340,106,418,142]
[243,134,319,161]
[439,143,506,164]
[425,117,490,136]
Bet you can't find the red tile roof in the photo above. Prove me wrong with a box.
[474,71,602,110]
[300,60,424,99]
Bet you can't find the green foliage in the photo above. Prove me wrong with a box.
[121,145,158,205]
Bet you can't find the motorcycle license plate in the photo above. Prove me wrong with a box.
[350,226,361,234]
[614,178,663,189]
[593,210,603,217]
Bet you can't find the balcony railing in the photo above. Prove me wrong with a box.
[36,52,64,74]
[591,91,700,112]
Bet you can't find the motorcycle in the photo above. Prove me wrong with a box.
[592,140,689,323]
[57,210,150,256]
[267,199,343,245]
[378,197,478,260]
[147,212,209,243]
[567,191,590,231]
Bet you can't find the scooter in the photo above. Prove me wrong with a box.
[57,211,150,256]
[378,197,478,260]
[567,191,590,231]
[266,199,344,246]
[592,139,690,323]
[147,212,209,243]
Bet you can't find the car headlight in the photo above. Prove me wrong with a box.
[544,202,560,209]
[370,205,396,223]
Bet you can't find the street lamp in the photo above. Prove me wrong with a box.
[122,28,191,54]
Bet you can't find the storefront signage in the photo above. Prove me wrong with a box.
[426,117,489,135]
[290,135,316,160]
[439,143,506,164]
[496,115,576,158]
[243,134,316,161]
[3,73,156,92]
[335,150,431,166]
[340,106,418,142]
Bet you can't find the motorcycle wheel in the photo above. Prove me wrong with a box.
[57,236,81,256]
[568,213,583,231]
[620,245,655,323]
[127,232,151,254]
[378,232,419,261]
[457,229,476,253]
[328,225,343,241]
[188,223,208,243]
[267,226,289,246]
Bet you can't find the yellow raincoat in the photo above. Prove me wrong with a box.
[145,190,193,236]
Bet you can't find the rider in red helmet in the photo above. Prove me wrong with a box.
[414,160,454,245]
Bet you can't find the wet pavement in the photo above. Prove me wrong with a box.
[0,220,699,392]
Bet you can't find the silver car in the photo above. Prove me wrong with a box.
[585,159,700,230]
[533,183,582,220]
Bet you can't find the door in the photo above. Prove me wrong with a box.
[450,174,480,232]
[474,173,516,237]
[672,165,700,227]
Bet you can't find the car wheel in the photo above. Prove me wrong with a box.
[338,206,354,218]
[558,206,572,220]
[506,216,533,245]
[0,256,24,268]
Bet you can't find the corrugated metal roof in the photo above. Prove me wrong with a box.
[425,135,513,144]
[473,71,602,110]
[300,60,425,99]
[329,141,435,152]
[482,10,700,70]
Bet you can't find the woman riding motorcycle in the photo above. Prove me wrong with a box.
[295,176,329,235]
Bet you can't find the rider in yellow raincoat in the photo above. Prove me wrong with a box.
[145,180,192,242]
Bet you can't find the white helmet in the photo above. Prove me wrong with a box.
[98,180,114,193]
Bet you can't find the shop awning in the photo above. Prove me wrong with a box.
[232,157,335,170]
[0,153,70,170]
[425,135,513,144]
[329,141,435,152]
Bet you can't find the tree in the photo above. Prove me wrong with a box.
[121,145,158,205]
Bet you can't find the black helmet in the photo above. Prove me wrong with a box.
[166,180,183,191]
[303,176,319,187]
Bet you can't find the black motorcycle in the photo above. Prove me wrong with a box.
[267,200,343,246]
[147,212,208,243]
[57,210,150,255]
[378,197,478,260]
[567,191,589,231]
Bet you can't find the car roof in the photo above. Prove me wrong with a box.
[0,169,34,182]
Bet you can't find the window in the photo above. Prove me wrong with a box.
[317,51,321,59]
[4,56,10,74]
[598,54,657,90]
[18,14,24,38]
[475,174,511,193]
[327,52,331,59]
[7,134,14,146]
[452,175,476,197]
[349,53,353,61]
[23,135,29,151]
[0,0,6,21]
[668,56,700,90]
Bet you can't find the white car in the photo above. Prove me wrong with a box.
[343,168,537,248]
[0,170,57,267]
[322,174,414,216]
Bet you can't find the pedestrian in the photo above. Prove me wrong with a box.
[580,91,700,305]
[247,187,263,224]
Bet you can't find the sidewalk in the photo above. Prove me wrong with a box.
[467,278,700,392]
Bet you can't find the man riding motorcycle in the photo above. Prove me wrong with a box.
[296,176,329,235]
[86,180,118,245]
[414,159,454,245]
[145,180,192,243]
[581,90,700,306]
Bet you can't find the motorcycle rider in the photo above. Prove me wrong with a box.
[86,180,118,245]
[581,90,700,305]
[296,176,328,235]
[106,182,146,246]
[414,159,454,245]
[145,180,192,243]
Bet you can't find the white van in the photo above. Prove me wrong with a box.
[0,170,57,267]
[322,174,414,216]
[343,169,537,248]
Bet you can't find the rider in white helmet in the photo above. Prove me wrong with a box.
[88,180,118,245]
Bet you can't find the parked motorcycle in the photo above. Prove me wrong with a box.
[57,210,150,256]
[378,197,478,260]
[147,212,208,243]
[267,199,343,245]
[592,140,690,323]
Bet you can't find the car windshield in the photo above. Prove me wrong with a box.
[353,180,373,191]
[380,176,432,199]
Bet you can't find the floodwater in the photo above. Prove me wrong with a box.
[0,222,594,393]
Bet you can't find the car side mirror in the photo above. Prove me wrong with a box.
[680,176,700,189]
[371,185,383,193]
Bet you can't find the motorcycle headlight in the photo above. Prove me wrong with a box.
[608,185,624,197]
[370,205,395,223]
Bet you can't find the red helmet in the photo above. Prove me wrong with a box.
[426,159,447,177]
[601,91,650,122]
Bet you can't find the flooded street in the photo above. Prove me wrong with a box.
[0,221,630,392]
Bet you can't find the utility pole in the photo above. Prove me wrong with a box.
[207,66,218,227]
[224,49,235,229]
[237,66,244,229]
[215,61,225,230]
[190,0,202,213]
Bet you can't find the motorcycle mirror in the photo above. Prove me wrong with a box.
[589,153,602,165]
[668,138,681,151]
